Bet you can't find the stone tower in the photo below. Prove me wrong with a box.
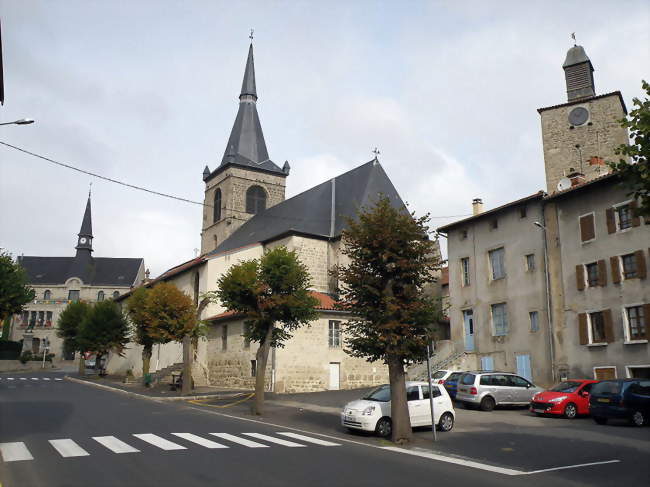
[200,43,289,254]
[538,44,629,194]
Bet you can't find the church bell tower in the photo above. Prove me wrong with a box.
[200,42,289,254]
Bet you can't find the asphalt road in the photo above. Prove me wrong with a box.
[1,371,647,487]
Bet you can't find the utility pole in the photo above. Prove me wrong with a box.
[425,342,437,443]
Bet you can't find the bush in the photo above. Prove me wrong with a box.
[0,340,22,360]
[19,351,33,364]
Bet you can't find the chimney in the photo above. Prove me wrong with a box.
[567,170,585,187]
[472,198,484,215]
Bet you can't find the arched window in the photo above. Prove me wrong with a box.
[213,188,222,223]
[44,290,51,300]
[112,291,120,299]
[193,272,200,306]
[97,291,105,301]
[246,185,266,214]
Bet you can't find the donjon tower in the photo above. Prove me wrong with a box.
[538,44,629,193]
[200,43,289,254]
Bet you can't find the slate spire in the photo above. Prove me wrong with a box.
[75,193,93,254]
[240,43,257,99]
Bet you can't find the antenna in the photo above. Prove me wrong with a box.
[557,177,572,191]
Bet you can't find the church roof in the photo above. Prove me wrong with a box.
[18,256,143,287]
[209,159,406,256]
[78,196,92,237]
[563,45,591,68]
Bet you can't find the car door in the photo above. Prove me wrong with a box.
[509,375,533,403]
[421,384,448,425]
[576,382,593,414]
[483,374,510,403]
[407,385,425,426]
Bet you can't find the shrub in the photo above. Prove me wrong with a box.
[19,351,32,364]
[0,340,22,360]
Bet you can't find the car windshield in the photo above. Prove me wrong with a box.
[432,370,447,379]
[550,381,582,393]
[591,381,621,395]
[363,385,391,402]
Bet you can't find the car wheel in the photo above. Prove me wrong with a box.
[593,416,607,425]
[480,396,496,412]
[564,403,578,419]
[375,417,392,438]
[630,411,645,427]
[438,412,454,432]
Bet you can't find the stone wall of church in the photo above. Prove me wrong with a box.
[540,93,628,193]
[266,236,330,293]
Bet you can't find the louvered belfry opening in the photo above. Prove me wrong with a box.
[565,63,595,101]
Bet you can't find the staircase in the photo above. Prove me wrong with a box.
[408,349,469,381]
[152,362,183,384]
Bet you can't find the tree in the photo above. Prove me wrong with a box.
[125,287,159,376]
[608,80,649,216]
[333,196,442,444]
[0,251,35,332]
[56,301,92,375]
[212,247,319,415]
[78,300,130,373]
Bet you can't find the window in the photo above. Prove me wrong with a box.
[222,324,228,350]
[29,311,37,327]
[97,291,105,301]
[625,306,646,341]
[68,290,80,302]
[243,322,251,349]
[21,311,28,325]
[460,229,468,240]
[519,207,527,218]
[422,385,442,399]
[38,311,45,327]
[246,186,266,214]
[46,311,53,326]
[328,320,341,348]
[43,290,52,300]
[622,253,637,279]
[112,291,120,299]
[193,272,200,306]
[579,213,595,242]
[460,257,470,286]
[406,386,420,401]
[586,262,599,287]
[213,188,222,223]
[509,376,531,388]
[461,373,476,385]
[489,247,506,280]
[490,219,498,230]
[491,303,508,336]
[616,204,633,230]
[529,311,539,332]
[589,311,606,343]
[250,360,257,377]
[525,254,535,271]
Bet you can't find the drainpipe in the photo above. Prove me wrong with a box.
[534,214,556,383]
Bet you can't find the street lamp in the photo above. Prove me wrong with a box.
[533,220,555,382]
[0,118,35,126]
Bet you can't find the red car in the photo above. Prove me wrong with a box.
[529,379,599,418]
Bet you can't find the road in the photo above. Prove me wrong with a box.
[0,371,646,487]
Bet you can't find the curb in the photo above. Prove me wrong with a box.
[64,376,245,402]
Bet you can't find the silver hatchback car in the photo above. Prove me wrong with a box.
[456,371,543,411]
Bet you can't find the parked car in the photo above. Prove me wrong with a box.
[529,379,598,418]
[431,369,455,382]
[341,381,456,437]
[589,379,650,427]
[442,371,463,399]
[456,371,543,411]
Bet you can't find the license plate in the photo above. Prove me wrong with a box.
[597,398,610,403]
[533,409,545,413]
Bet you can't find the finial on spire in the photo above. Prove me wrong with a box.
[88,182,92,198]
[570,32,576,46]
[372,147,381,159]
[249,28,254,42]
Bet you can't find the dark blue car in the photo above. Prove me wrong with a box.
[589,379,650,426]
[442,372,463,399]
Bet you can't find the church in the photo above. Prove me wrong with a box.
[108,42,417,392]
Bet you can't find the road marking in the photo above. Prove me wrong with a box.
[210,433,269,448]
[276,432,341,446]
[6,378,14,381]
[19,378,26,380]
[43,378,51,381]
[31,378,39,380]
[0,442,34,462]
[242,433,306,447]
[55,378,63,381]
[171,433,228,449]
[49,439,90,458]
[93,436,140,454]
[133,434,187,450]
[524,460,621,475]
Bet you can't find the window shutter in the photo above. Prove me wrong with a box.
[575,265,585,290]
[603,309,614,343]
[630,201,640,227]
[597,260,607,286]
[610,256,621,284]
[644,304,650,340]
[635,250,647,279]
[578,313,588,345]
[606,208,616,234]
[579,214,595,242]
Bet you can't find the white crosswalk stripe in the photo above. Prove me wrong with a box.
[19,378,26,380]
[210,433,269,448]
[7,378,14,380]
[277,432,341,446]
[242,433,307,447]
[0,442,34,462]
[171,433,228,449]
[43,378,51,381]
[55,378,63,381]
[133,434,187,450]
[93,436,140,454]
[49,439,90,458]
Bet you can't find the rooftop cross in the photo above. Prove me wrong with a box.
[372,147,381,159]
[249,28,254,41]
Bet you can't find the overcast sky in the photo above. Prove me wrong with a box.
[1,0,648,277]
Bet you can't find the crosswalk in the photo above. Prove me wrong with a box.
[0,431,340,463]
[0,377,63,381]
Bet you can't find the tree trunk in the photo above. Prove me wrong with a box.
[253,325,274,416]
[388,354,412,444]
[142,344,152,376]
[78,353,85,376]
[181,334,192,396]
[95,353,103,375]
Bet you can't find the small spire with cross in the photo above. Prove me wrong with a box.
[249,28,254,42]
[88,181,92,198]
[372,147,381,160]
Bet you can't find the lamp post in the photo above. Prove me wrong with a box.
[0,118,34,126]
[534,220,556,383]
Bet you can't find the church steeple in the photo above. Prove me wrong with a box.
[75,193,93,254]
[563,44,595,102]
[240,43,257,99]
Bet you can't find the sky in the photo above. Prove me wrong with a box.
[1,0,648,278]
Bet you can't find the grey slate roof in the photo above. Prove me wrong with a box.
[240,44,257,98]
[563,45,591,68]
[78,196,92,237]
[18,256,143,287]
[209,159,406,255]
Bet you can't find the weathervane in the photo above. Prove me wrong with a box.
[249,29,254,41]
[571,32,576,46]
[372,147,381,159]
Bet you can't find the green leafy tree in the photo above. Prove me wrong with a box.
[212,247,319,415]
[56,301,92,375]
[78,300,130,372]
[0,251,35,337]
[333,196,442,444]
[125,287,159,376]
[608,80,649,216]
